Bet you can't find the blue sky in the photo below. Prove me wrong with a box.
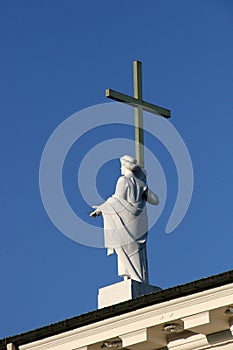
[1,0,233,339]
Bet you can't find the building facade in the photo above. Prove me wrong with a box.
[2,271,233,350]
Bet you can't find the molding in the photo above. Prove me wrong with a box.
[167,334,209,350]
[120,328,147,347]
[182,311,210,329]
[19,283,233,350]
[120,328,166,348]
[167,330,233,350]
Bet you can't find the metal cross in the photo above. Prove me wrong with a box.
[105,60,171,168]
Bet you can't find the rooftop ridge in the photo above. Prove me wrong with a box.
[1,269,233,349]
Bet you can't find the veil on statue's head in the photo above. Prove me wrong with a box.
[120,155,137,171]
[120,155,147,182]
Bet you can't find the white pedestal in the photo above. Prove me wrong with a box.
[98,279,161,309]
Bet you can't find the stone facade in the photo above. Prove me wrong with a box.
[3,272,233,350]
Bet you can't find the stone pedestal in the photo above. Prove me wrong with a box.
[98,279,161,309]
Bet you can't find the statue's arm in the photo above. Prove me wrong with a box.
[90,177,127,217]
[146,188,159,205]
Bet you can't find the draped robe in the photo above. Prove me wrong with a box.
[98,174,149,283]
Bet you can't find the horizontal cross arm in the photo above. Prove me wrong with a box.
[105,89,171,118]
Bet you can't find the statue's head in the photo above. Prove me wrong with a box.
[120,155,138,174]
[120,155,147,181]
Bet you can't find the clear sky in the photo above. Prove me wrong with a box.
[1,0,233,339]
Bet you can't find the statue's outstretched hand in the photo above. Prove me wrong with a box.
[90,206,102,217]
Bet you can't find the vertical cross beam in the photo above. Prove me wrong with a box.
[133,61,144,168]
[105,60,171,169]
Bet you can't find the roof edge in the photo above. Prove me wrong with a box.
[1,270,233,349]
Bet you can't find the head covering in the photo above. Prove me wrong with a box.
[120,155,138,172]
[120,155,147,181]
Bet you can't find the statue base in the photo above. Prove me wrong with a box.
[98,279,161,309]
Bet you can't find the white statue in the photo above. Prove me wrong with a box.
[90,155,159,284]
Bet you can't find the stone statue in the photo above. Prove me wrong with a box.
[90,155,159,284]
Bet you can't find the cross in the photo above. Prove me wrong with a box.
[105,60,171,168]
